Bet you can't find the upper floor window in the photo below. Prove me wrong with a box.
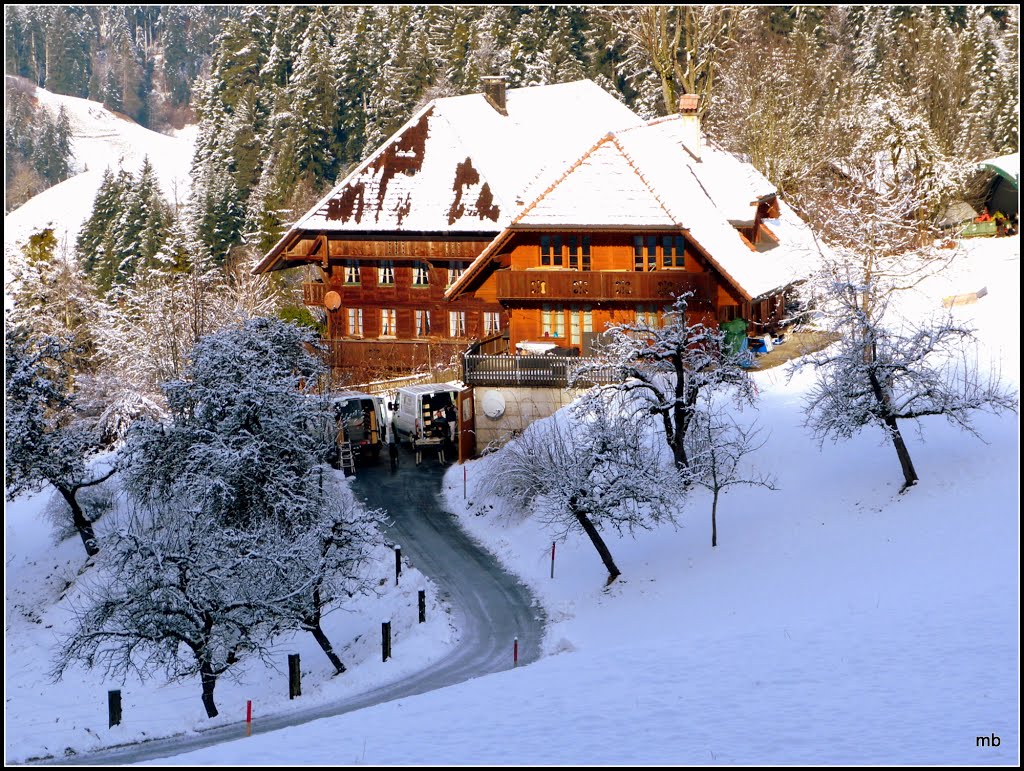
[568,236,591,271]
[378,261,395,285]
[541,234,595,270]
[633,234,687,271]
[447,264,464,287]
[413,262,430,287]
[344,260,360,284]
[540,235,563,267]
[661,235,686,268]
[634,235,657,272]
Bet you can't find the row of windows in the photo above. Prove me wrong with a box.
[342,262,464,287]
[342,308,501,339]
[540,304,593,346]
[633,235,687,271]
[540,235,592,270]
[536,234,689,272]
[536,304,673,344]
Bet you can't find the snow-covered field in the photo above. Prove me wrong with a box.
[4,471,458,764]
[4,80,196,255]
[4,237,1017,765]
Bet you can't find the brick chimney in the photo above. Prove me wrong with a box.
[481,75,508,115]
[678,93,701,161]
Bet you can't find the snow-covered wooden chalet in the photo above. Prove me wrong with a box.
[257,80,819,379]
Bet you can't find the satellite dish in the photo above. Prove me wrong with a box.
[481,390,506,419]
[323,290,342,311]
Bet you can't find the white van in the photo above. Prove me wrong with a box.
[330,391,387,463]
[391,383,463,457]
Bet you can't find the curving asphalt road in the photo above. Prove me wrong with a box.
[45,452,545,765]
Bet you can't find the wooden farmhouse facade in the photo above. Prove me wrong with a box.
[257,81,820,380]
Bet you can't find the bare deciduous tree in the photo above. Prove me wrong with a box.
[5,330,115,557]
[793,182,1017,490]
[575,293,755,471]
[53,505,282,718]
[484,397,683,584]
[686,398,776,547]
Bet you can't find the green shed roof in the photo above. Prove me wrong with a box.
[978,153,1019,190]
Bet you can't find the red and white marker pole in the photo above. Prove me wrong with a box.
[246,699,252,737]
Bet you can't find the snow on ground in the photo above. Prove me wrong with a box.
[4,81,196,255]
[3,472,457,764]
[4,237,1019,765]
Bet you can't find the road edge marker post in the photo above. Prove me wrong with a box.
[513,637,518,667]
[550,541,555,579]
[246,699,252,737]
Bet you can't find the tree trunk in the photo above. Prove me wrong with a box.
[867,368,919,490]
[884,416,919,490]
[58,486,99,557]
[306,591,346,674]
[711,491,718,548]
[571,502,621,583]
[199,661,219,718]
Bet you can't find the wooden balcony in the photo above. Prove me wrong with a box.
[462,353,620,388]
[496,270,714,304]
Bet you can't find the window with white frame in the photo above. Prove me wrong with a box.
[346,307,363,337]
[380,308,397,337]
[569,307,593,346]
[413,262,430,287]
[448,310,467,337]
[378,261,395,285]
[483,311,501,335]
[635,304,661,328]
[344,261,360,284]
[541,304,565,339]
[447,264,464,286]
[415,309,431,336]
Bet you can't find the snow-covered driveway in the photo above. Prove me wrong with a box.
[53,453,544,765]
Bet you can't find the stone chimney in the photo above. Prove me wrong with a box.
[481,75,508,115]
[678,93,701,161]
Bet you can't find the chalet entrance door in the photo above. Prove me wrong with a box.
[458,388,476,463]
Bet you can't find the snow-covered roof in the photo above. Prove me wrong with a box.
[978,153,1019,189]
[505,115,819,300]
[295,80,642,235]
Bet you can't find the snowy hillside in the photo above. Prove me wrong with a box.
[172,236,1020,765]
[4,80,196,253]
[4,237,1018,765]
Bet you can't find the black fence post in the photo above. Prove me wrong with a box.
[382,621,392,662]
[288,654,301,699]
[108,689,121,728]
[394,545,402,585]
[418,589,426,623]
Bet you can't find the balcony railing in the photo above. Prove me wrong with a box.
[496,270,714,304]
[462,353,620,388]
